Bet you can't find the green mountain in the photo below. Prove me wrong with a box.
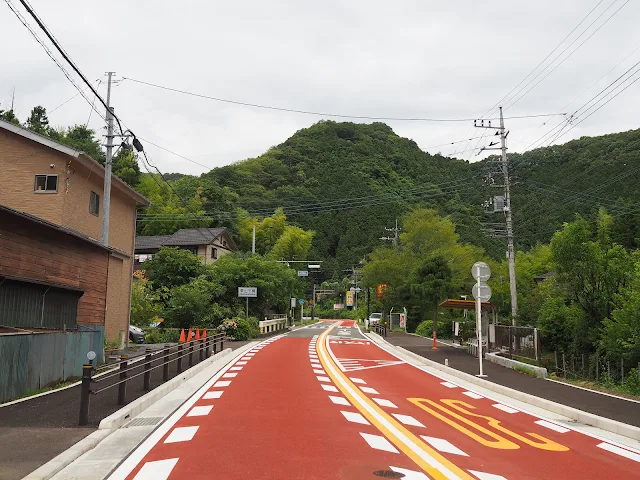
[155,121,640,273]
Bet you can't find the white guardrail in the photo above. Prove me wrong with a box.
[259,317,287,334]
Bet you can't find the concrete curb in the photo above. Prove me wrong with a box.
[366,333,640,442]
[98,347,234,430]
[486,351,548,378]
[22,430,112,480]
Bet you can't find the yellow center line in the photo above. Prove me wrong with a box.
[316,322,475,480]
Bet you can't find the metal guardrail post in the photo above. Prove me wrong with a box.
[189,340,194,367]
[213,335,217,355]
[177,344,183,374]
[163,345,170,381]
[143,348,152,391]
[78,363,93,426]
[206,337,211,358]
[220,335,224,351]
[199,338,204,362]
[118,355,128,405]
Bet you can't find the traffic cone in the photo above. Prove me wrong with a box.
[187,328,193,342]
[195,329,201,340]
[202,329,207,338]
[179,329,186,343]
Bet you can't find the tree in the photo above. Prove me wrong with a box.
[25,106,49,135]
[163,276,225,329]
[0,105,20,125]
[112,149,141,187]
[143,248,205,295]
[130,277,162,327]
[269,225,314,260]
[55,125,106,163]
[410,256,452,340]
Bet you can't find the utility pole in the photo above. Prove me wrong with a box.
[251,225,256,254]
[380,218,400,246]
[101,72,115,246]
[475,107,518,323]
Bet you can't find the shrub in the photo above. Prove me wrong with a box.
[145,328,181,344]
[414,319,452,339]
[216,319,239,339]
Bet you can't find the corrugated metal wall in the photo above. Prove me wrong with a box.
[0,280,80,330]
[0,327,104,404]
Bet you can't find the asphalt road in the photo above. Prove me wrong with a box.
[0,339,248,480]
[108,321,640,480]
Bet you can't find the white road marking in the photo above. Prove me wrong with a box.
[164,426,199,443]
[236,361,247,365]
[534,420,570,433]
[240,357,251,361]
[349,377,366,384]
[390,466,430,479]
[440,382,458,388]
[213,380,231,387]
[492,404,519,414]
[202,391,223,399]
[245,353,255,357]
[360,386,379,395]
[462,391,483,399]
[360,433,399,453]
[321,384,339,392]
[467,470,508,480]
[229,366,243,371]
[316,375,331,382]
[341,411,370,425]
[420,436,468,456]
[313,369,325,374]
[311,363,322,369]
[222,373,237,378]
[392,414,425,428]
[187,405,213,417]
[132,458,179,480]
[329,395,350,405]
[597,442,640,463]
[373,398,397,408]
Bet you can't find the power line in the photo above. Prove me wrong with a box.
[121,77,564,123]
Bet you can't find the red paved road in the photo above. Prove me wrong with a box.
[109,322,640,480]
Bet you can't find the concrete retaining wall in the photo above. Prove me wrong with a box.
[486,352,548,378]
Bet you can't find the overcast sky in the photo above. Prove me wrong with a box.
[2,0,640,175]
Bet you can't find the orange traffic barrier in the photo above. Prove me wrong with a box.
[202,329,207,338]
[187,328,193,342]
[195,329,201,340]
[179,329,186,343]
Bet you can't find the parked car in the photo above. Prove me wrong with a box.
[129,325,146,344]
[368,313,382,325]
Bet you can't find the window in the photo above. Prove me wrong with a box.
[90,191,100,215]
[212,247,218,259]
[34,174,58,192]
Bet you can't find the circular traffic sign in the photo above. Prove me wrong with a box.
[471,261,491,281]
[86,350,96,361]
[472,282,492,301]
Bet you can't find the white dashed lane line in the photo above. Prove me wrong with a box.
[164,426,199,444]
[329,395,350,405]
[360,433,399,453]
[317,376,331,382]
[534,420,570,433]
[462,391,483,399]
[202,391,223,399]
[372,398,397,408]
[420,436,468,457]
[596,443,640,463]
[392,414,425,428]
[133,458,179,480]
[321,384,339,392]
[360,386,379,395]
[491,404,519,414]
[340,411,370,425]
[440,381,458,388]
[349,377,366,384]
[187,405,213,417]
[213,380,231,388]
[468,470,508,480]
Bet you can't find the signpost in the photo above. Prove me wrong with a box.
[238,287,258,321]
[471,262,491,377]
[297,270,309,277]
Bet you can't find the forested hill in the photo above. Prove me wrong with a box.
[151,120,640,273]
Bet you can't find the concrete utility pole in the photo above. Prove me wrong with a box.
[380,218,400,246]
[101,72,115,246]
[474,107,518,323]
[499,107,518,322]
[251,225,256,254]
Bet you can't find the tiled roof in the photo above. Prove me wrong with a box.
[135,235,172,250]
[164,228,226,246]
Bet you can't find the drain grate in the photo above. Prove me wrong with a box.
[124,417,163,428]
[373,471,405,478]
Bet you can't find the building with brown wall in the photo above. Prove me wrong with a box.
[0,119,149,343]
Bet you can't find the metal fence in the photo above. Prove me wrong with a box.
[551,351,640,383]
[79,333,225,425]
[489,325,540,364]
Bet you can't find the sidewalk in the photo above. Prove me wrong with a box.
[0,340,248,480]
[385,332,640,428]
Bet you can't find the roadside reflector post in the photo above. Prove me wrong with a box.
[189,340,194,367]
[143,348,152,391]
[79,363,93,426]
[163,345,170,382]
[199,338,204,362]
[118,355,128,405]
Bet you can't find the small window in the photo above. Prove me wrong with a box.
[90,191,100,215]
[212,248,218,259]
[34,174,58,192]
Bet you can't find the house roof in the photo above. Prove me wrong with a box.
[135,235,172,250]
[0,118,149,206]
[135,228,238,251]
[0,203,130,258]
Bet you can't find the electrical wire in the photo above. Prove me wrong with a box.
[121,77,563,123]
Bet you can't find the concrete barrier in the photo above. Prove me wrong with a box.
[486,351,548,378]
[367,332,640,442]
[259,317,287,334]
